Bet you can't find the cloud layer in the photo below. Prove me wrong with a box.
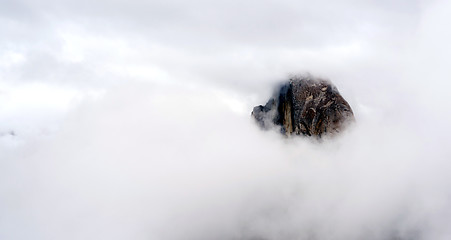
[1,0,451,239]
[1,78,451,240]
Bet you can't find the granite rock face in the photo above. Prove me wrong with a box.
[252,76,354,137]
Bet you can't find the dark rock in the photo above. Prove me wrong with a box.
[252,76,354,137]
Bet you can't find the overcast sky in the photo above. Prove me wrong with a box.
[1,0,449,132]
[1,0,451,239]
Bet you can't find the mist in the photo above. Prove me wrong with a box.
[1,0,451,239]
[1,79,450,240]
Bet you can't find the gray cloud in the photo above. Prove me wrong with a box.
[0,0,424,91]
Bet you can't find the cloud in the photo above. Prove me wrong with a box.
[1,0,451,239]
[1,77,451,239]
[0,0,424,92]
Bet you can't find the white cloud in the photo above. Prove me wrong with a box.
[1,82,450,239]
[1,0,451,239]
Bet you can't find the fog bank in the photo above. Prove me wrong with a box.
[1,0,451,239]
[1,80,451,239]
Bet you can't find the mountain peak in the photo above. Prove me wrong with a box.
[252,76,354,137]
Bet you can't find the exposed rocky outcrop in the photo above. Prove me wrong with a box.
[252,76,354,137]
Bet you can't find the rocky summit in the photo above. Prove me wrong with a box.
[252,76,354,137]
